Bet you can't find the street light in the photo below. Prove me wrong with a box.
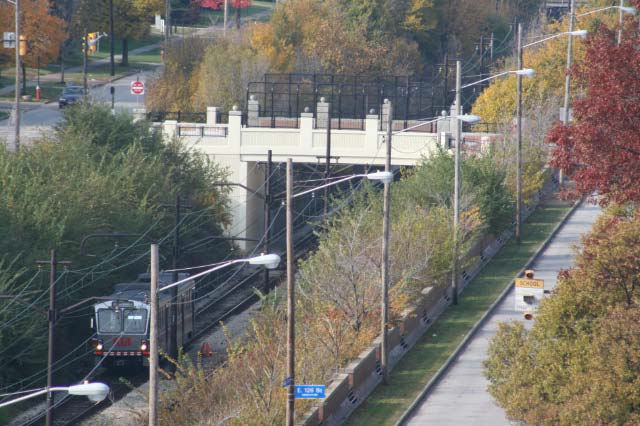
[513,23,585,242]
[147,247,280,426]
[0,382,109,408]
[284,161,393,424]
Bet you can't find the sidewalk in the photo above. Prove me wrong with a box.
[402,201,602,425]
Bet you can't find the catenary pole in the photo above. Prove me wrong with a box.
[263,149,272,292]
[561,0,575,186]
[35,250,70,426]
[381,100,392,384]
[45,250,57,426]
[224,0,228,37]
[452,60,461,306]
[618,0,625,45]
[14,0,20,151]
[170,194,180,360]
[324,102,332,218]
[149,244,159,426]
[516,23,523,244]
[83,28,88,95]
[285,158,295,426]
[109,0,115,76]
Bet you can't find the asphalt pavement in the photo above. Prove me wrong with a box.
[0,70,154,149]
[403,201,602,426]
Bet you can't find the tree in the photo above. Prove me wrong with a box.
[73,0,158,66]
[0,0,67,93]
[547,20,640,205]
[485,208,640,425]
[191,37,269,112]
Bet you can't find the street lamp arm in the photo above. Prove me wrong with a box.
[460,70,514,89]
[523,30,586,48]
[0,383,109,408]
[159,259,243,293]
[577,5,636,17]
[291,174,363,199]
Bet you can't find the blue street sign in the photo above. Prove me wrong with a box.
[282,377,293,388]
[295,385,326,399]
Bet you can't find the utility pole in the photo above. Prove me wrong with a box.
[14,0,20,152]
[324,102,332,218]
[443,52,449,110]
[452,61,461,306]
[516,23,523,244]
[490,32,494,62]
[83,28,88,95]
[149,244,159,426]
[109,0,115,76]
[36,250,71,426]
[224,0,228,37]
[263,150,272,292]
[561,0,575,186]
[617,0,625,45]
[479,35,485,84]
[164,0,171,46]
[380,100,392,384]
[285,158,295,426]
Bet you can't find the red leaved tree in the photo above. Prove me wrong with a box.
[196,0,251,29]
[547,8,640,205]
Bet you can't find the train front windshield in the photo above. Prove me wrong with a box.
[97,308,148,333]
[98,309,122,333]
[124,309,147,333]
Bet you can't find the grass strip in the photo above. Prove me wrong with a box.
[345,199,572,426]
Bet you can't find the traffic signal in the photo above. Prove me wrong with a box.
[18,34,27,56]
[88,32,98,54]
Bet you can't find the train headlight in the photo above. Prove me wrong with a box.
[96,340,104,351]
[140,340,148,352]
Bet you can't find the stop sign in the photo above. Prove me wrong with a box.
[130,81,145,95]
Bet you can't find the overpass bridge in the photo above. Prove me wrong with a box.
[153,99,497,250]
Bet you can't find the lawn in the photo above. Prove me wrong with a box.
[0,110,9,121]
[344,199,573,426]
[92,34,164,59]
[0,81,65,102]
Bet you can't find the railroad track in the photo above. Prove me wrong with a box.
[16,226,319,426]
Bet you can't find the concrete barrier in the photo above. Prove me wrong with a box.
[399,306,420,336]
[296,406,320,426]
[345,347,377,389]
[319,373,350,422]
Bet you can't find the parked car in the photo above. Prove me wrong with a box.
[59,86,84,108]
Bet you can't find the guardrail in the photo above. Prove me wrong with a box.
[177,126,228,138]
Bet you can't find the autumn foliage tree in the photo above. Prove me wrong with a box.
[0,0,67,92]
[485,208,640,425]
[547,15,640,205]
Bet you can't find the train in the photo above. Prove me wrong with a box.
[90,272,195,368]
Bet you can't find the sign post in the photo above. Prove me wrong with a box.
[130,80,144,105]
[514,277,544,320]
[3,32,16,49]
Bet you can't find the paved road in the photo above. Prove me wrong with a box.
[0,70,155,149]
[404,201,602,426]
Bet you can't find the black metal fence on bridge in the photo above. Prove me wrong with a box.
[246,73,449,130]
